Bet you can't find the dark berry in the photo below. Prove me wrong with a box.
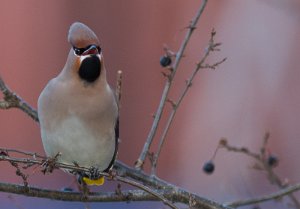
[203,161,215,174]
[160,55,172,67]
[267,155,279,167]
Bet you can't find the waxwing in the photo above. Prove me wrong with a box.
[38,22,119,185]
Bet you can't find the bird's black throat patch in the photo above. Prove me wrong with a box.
[78,55,101,83]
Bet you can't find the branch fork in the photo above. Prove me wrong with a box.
[219,135,300,208]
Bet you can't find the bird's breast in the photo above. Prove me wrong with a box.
[41,114,115,171]
[38,76,118,171]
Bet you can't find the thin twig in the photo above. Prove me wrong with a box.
[260,132,270,158]
[135,0,209,170]
[116,70,123,105]
[225,183,300,208]
[151,29,226,175]
[219,138,261,161]
[0,76,38,122]
[220,137,300,209]
[262,161,300,209]
[116,161,231,209]
[0,147,45,159]
[115,175,179,209]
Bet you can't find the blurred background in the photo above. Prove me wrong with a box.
[0,0,300,208]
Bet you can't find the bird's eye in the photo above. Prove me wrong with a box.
[73,45,101,56]
[73,47,84,56]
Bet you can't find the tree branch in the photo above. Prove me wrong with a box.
[225,183,300,208]
[135,0,209,170]
[151,29,227,175]
[0,152,179,209]
[0,181,160,202]
[219,136,300,208]
[116,160,229,209]
[0,148,229,209]
[0,181,232,209]
[115,70,123,105]
[0,148,300,209]
[0,76,38,122]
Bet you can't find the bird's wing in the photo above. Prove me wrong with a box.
[103,117,119,172]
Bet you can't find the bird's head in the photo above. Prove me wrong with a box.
[66,22,104,83]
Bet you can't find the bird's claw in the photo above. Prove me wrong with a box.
[80,166,105,186]
[88,166,101,180]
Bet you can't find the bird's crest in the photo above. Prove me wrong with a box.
[68,22,100,48]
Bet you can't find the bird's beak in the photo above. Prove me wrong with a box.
[82,45,99,56]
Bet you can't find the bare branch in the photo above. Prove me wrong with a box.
[116,70,123,105]
[0,147,44,159]
[0,182,159,203]
[0,181,231,209]
[0,150,230,209]
[260,132,270,158]
[151,29,226,175]
[0,76,38,122]
[225,183,300,208]
[0,153,178,209]
[220,136,300,209]
[2,151,300,208]
[135,0,209,170]
[219,138,261,160]
[116,175,179,209]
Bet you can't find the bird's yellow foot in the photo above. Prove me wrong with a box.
[82,176,105,186]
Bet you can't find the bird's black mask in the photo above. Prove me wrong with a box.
[78,55,101,83]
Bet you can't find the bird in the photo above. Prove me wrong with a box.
[38,22,119,186]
